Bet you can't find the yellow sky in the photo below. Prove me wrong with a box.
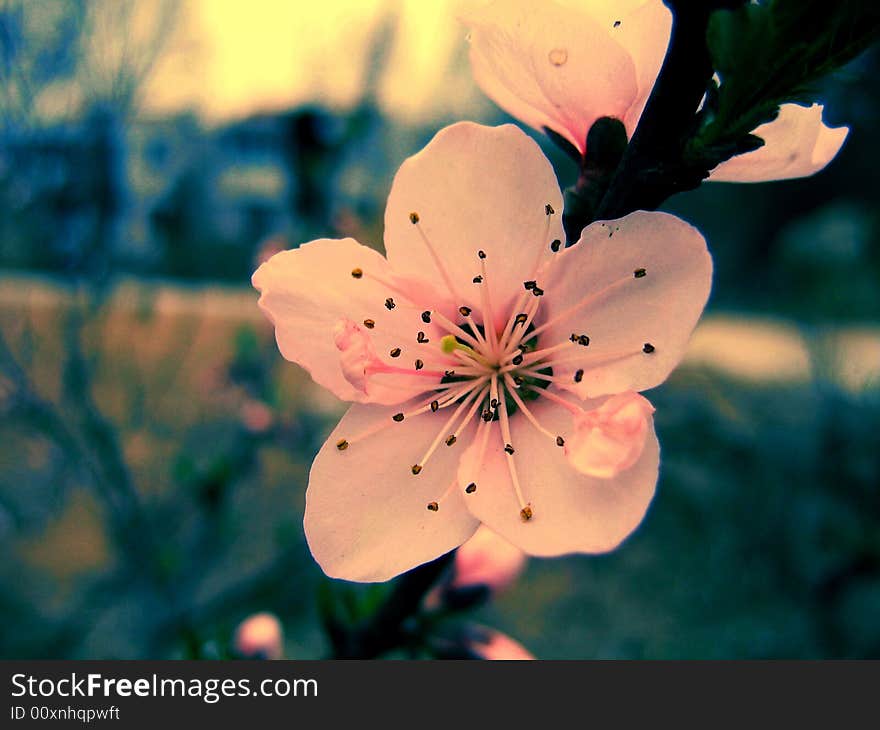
[143,0,491,123]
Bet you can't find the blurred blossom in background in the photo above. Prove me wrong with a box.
[0,0,878,659]
[233,612,284,659]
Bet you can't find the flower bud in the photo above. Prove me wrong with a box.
[233,612,283,660]
[469,627,534,661]
[452,525,526,594]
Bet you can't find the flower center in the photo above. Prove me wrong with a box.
[336,206,656,524]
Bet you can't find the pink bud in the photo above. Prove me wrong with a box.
[470,628,534,660]
[452,525,526,594]
[233,612,283,660]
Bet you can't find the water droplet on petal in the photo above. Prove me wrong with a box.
[548,48,568,66]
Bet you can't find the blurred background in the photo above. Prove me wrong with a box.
[0,0,878,659]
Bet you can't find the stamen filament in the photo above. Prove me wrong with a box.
[344,381,478,446]
[477,255,500,357]
[451,384,488,438]
[413,220,465,304]
[429,478,460,512]
[451,347,493,370]
[430,309,482,350]
[498,340,573,374]
[524,385,581,415]
[524,345,646,372]
[414,383,487,473]
[503,374,557,441]
[501,293,543,356]
[494,376,529,513]
[368,362,447,379]
[528,272,634,341]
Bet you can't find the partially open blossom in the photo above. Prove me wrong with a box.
[464,0,848,182]
[253,122,711,582]
[452,525,526,593]
[469,627,535,660]
[233,612,284,659]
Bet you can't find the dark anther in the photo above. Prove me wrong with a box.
[545,203,555,215]
[478,250,487,259]
[415,359,424,370]
[512,353,524,365]
[390,347,402,358]
[465,483,477,494]
[409,212,420,224]
[351,268,363,279]
[385,297,396,310]
[513,375,524,386]
[445,435,457,447]
[473,275,483,284]
[520,505,533,521]
[417,331,428,343]
[577,334,590,347]
[613,19,621,27]
[426,501,439,511]
[523,280,536,290]
[574,369,584,383]
[482,410,493,422]
[444,370,455,378]
[643,342,655,354]
[515,313,528,326]
[336,439,349,451]
[421,310,431,323]
[634,268,647,278]
[412,464,423,476]
[363,319,375,329]
[459,306,472,317]
[532,286,544,297]
[556,436,565,447]
[430,400,439,412]
[392,412,405,422]
[490,398,499,408]
[504,444,515,455]
[550,239,562,252]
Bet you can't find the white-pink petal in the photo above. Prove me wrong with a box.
[539,211,712,398]
[464,0,670,152]
[305,401,480,583]
[253,238,445,405]
[384,122,564,332]
[710,103,849,183]
[457,397,659,556]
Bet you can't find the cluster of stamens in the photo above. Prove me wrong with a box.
[336,206,655,523]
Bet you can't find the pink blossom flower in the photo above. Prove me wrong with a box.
[253,122,711,582]
[464,0,848,182]
[452,525,526,593]
[233,612,284,659]
[470,627,535,660]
